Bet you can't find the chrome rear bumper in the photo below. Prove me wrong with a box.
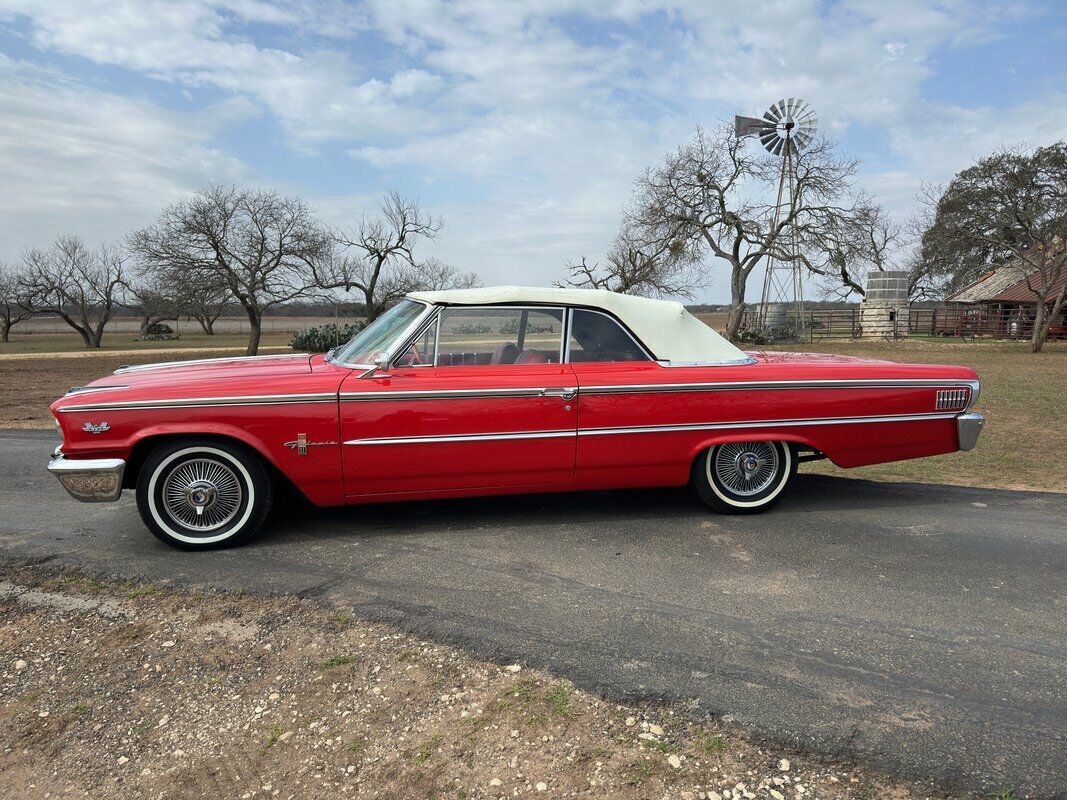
[956,413,985,452]
[47,453,125,502]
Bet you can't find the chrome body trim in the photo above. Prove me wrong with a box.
[65,384,130,396]
[956,413,984,451]
[59,378,980,412]
[114,353,309,374]
[342,411,959,446]
[576,412,959,437]
[345,429,575,446]
[341,387,551,402]
[579,378,980,396]
[656,357,759,367]
[56,393,337,413]
[47,455,125,502]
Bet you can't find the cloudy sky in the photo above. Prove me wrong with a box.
[0,0,1064,302]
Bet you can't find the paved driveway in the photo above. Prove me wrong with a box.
[2,429,1065,797]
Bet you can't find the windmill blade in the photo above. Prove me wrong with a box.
[784,97,797,119]
[734,115,765,137]
[771,138,785,156]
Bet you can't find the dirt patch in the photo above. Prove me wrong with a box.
[0,566,964,800]
[0,350,288,428]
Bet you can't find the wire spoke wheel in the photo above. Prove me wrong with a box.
[161,457,243,533]
[712,441,780,497]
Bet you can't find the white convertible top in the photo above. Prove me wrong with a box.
[407,286,751,365]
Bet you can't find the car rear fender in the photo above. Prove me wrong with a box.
[688,431,823,462]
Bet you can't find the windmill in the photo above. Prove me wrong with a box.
[735,99,818,337]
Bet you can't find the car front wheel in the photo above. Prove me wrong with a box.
[136,439,273,550]
[692,440,795,514]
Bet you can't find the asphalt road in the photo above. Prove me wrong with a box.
[2,429,1065,798]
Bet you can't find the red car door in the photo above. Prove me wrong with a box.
[339,305,577,499]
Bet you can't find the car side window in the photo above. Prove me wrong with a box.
[567,309,650,362]
[436,307,564,366]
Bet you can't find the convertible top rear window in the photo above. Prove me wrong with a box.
[568,309,650,362]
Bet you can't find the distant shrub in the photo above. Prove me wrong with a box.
[138,322,178,341]
[500,318,553,335]
[291,322,364,353]
[453,322,492,335]
[734,328,770,345]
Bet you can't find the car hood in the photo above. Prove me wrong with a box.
[59,353,316,401]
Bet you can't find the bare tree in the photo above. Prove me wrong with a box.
[413,257,480,292]
[560,221,702,298]
[632,124,857,339]
[127,273,183,338]
[0,263,34,343]
[129,186,332,354]
[18,236,127,348]
[317,192,443,322]
[183,284,231,335]
[797,200,936,299]
[920,142,1067,353]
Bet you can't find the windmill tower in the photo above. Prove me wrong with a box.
[735,99,818,338]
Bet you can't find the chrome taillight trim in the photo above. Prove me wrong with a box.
[936,388,970,411]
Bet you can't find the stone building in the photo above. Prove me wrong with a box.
[859,270,910,338]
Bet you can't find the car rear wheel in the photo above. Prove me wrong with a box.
[692,440,795,514]
[136,439,273,550]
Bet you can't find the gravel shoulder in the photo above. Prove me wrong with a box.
[0,566,964,800]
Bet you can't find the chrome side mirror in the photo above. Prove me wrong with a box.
[359,352,391,379]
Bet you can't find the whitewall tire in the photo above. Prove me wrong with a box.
[692,441,795,514]
[136,439,273,550]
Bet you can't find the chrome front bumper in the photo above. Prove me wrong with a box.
[47,452,125,502]
[956,413,985,452]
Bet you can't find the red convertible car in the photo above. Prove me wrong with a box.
[48,287,983,550]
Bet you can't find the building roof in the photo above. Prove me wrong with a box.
[991,264,1067,303]
[947,264,1035,303]
[407,285,751,364]
[948,241,1066,305]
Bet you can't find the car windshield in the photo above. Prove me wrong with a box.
[331,299,427,366]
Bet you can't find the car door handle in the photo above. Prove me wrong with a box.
[541,387,577,400]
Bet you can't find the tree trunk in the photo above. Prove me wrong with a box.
[245,306,262,355]
[1029,302,1047,354]
[725,271,747,341]
[139,316,152,339]
[1,321,9,343]
[74,326,94,348]
[196,315,216,335]
[362,288,380,325]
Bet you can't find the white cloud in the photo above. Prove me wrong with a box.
[0,0,1061,300]
[0,57,252,259]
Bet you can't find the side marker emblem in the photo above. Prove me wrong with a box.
[82,421,111,435]
[283,434,337,456]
